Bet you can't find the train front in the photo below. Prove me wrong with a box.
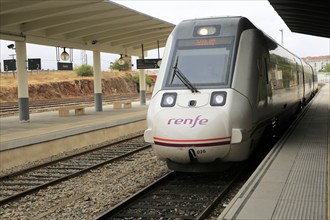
[144,17,252,172]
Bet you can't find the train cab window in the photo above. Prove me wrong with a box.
[164,37,234,89]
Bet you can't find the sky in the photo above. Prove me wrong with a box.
[1,0,329,71]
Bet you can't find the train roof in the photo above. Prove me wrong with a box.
[181,16,254,26]
[176,16,304,61]
[174,16,256,39]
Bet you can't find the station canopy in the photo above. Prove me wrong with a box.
[268,0,330,38]
[1,0,328,56]
[0,0,175,56]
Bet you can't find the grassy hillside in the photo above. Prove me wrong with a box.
[0,70,138,102]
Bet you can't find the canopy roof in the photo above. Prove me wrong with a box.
[0,0,175,56]
[1,0,328,57]
[268,0,330,38]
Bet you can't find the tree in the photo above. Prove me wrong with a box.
[319,63,330,72]
[75,64,93,76]
[110,59,130,71]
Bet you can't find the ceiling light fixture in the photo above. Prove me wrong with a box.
[118,54,125,65]
[61,47,70,61]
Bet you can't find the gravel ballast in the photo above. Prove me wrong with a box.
[0,149,169,219]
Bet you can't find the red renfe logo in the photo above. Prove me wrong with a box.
[167,115,208,128]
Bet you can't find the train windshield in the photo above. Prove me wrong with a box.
[165,37,234,88]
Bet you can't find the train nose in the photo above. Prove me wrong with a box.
[148,108,231,164]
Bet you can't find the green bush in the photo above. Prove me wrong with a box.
[132,73,153,87]
[75,64,94,76]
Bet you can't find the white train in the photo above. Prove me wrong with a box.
[144,16,318,172]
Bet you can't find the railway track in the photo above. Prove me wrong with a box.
[0,135,150,205]
[96,165,243,220]
[94,95,314,220]
[0,93,150,117]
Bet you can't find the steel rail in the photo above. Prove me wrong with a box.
[0,135,150,205]
[95,167,243,220]
[0,93,150,116]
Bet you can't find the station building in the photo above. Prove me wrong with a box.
[303,55,330,83]
[303,55,330,72]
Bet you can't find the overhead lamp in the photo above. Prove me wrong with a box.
[61,47,70,61]
[118,54,125,65]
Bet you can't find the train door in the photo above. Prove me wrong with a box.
[296,61,304,105]
[257,58,267,104]
[256,50,273,119]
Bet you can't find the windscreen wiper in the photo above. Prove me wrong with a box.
[171,57,199,93]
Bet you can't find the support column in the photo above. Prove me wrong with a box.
[126,56,132,70]
[139,69,146,105]
[16,41,29,121]
[93,51,102,111]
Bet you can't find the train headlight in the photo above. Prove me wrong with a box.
[161,93,177,107]
[194,25,220,36]
[198,27,216,35]
[210,91,227,106]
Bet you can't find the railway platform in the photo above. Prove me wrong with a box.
[0,101,148,171]
[219,83,329,220]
